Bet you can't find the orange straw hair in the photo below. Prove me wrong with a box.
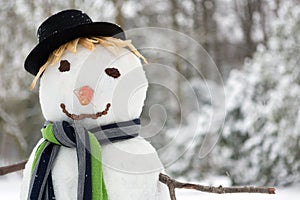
[30,37,148,90]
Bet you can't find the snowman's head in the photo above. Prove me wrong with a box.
[37,37,148,129]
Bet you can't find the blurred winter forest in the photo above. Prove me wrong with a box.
[1,0,300,187]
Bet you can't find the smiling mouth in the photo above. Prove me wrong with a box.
[60,103,111,120]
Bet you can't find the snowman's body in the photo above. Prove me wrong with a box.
[21,44,169,200]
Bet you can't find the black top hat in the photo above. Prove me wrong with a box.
[24,9,126,76]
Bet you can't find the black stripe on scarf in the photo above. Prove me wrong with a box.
[62,121,76,143]
[108,133,139,143]
[96,118,140,130]
[29,143,54,200]
[47,171,55,200]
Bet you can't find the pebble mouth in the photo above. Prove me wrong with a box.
[60,103,111,120]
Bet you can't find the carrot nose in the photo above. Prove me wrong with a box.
[74,86,94,106]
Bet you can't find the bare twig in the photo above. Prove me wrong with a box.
[0,160,27,176]
[159,173,275,200]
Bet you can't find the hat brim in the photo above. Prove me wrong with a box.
[25,22,126,76]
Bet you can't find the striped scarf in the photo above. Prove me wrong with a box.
[28,119,141,200]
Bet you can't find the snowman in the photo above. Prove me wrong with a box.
[21,9,169,200]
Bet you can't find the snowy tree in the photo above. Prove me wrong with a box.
[0,1,42,163]
[220,1,300,186]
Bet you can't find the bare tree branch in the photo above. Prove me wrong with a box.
[0,160,27,176]
[159,173,275,200]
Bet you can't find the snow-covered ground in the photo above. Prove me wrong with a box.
[0,172,299,199]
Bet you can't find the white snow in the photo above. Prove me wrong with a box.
[0,173,22,200]
[1,172,299,200]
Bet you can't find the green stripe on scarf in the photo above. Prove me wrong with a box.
[30,123,108,200]
[42,124,60,145]
[31,140,47,175]
[31,125,59,174]
[89,133,108,200]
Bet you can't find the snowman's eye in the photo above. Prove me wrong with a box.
[59,60,70,72]
[105,67,121,78]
